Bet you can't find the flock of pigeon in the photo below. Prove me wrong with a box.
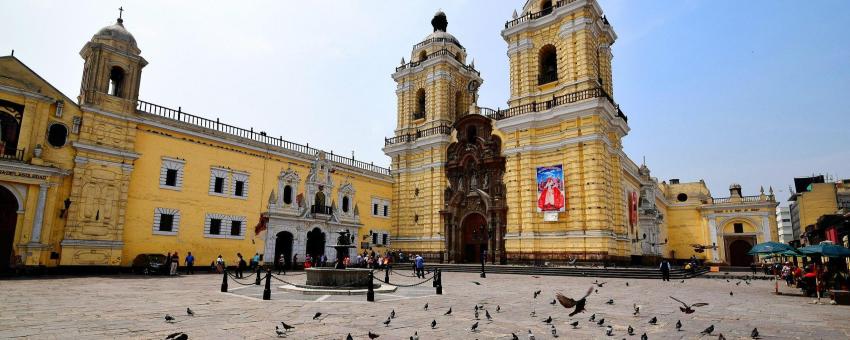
[162,277,764,339]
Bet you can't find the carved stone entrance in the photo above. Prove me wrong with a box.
[441,114,506,264]
[726,237,756,267]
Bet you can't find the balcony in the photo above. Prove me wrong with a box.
[480,87,628,122]
[0,148,24,162]
[395,48,479,75]
[537,71,558,85]
[311,205,333,215]
[505,0,578,29]
[385,125,452,147]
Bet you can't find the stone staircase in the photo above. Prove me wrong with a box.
[422,263,708,280]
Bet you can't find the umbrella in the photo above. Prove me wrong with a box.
[747,242,796,255]
[798,244,850,258]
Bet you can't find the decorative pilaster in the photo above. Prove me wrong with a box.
[29,183,50,244]
[708,217,719,262]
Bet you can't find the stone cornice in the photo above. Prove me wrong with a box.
[72,141,140,160]
[0,83,57,103]
[0,160,70,178]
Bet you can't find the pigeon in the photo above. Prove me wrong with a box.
[551,324,559,338]
[680,280,685,283]
[543,316,553,324]
[532,275,540,278]
[570,321,579,328]
[605,325,613,336]
[527,329,536,340]
[485,310,492,321]
[470,321,479,332]
[648,317,657,325]
[346,333,353,340]
[474,309,479,320]
[746,281,751,285]
[569,257,578,266]
[471,281,481,285]
[700,325,715,335]
[164,314,175,323]
[589,314,596,322]
[597,318,605,326]
[641,333,648,340]
[627,325,634,335]
[511,333,519,340]
[368,331,380,339]
[675,320,682,331]
[605,299,614,305]
[313,312,322,320]
[534,290,542,299]
[383,317,391,327]
[595,289,599,294]
[166,333,188,340]
[431,319,437,329]
[390,309,396,319]
[411,331,419,340]
[736,281,742,286]
[274,326,286,337]
[280,322,295,331]
[730,291,734,296]
[718,333,727,340]
[726,279,730,283]
[186,308,194,316]
[751,328,759,338]
[424,303,428,311]
[556,286,594,317]
[633,304,640,316]
[626,282,630,287]
[669,296,709,314]
[444,307,452,315]
[496,305,501,313]
[474,305,479,311]
[594,281,608,288]
[550,299,557,305]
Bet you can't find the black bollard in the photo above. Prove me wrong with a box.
[432,267,438,288]
[221,269,228,292]
[436,269,442,295]
[255,265,262,285]
[480,259,486,278]
[367,271,375,302]
[262,269,272,300]
[384,266,390,284]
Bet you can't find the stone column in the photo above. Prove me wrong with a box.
[30,183,49,244]
[761,215,771,243]
[708,217,719,262]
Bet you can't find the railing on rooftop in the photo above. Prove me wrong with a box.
[505,0,578,29]
[413,36,464,51]
[712,195,764,204]
[395,48,479,75]
[136,100,391,176]
[385,125,452,147]
[0,148,24,162]
[479,87,627,122]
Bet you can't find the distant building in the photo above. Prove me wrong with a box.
[776,206,793,244]
[790,178,850,246]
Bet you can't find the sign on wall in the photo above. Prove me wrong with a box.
[537,165,565,212]
[628,191,638,228]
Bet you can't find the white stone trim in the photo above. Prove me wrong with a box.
[209,168,229,197]
[500,133,612,157]
[558,17,593,38]
[232,171,249,199]
[370,197,390,218]
[159,157,185,190]
[203,213,247,240]
[152,207,180,236]
[506,38,534,56]
[72,141,140,160]
[391,161,445,175]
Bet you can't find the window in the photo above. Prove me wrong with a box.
[383,205,388,217]
[283,185,293,204]
[342,196,350,213]
[467,125,477,141]
[454,91,463,118]
[108,66,125,97]
[234,180,244,197]
[414,89,426,120]
[677,193,688,202]
[538,44,558,85]
[214,177,225,193]
[540,0,553,15]
[232,172,249,199]
[372,233,379,245]
[152,208,180,235]
[160,157,185,190]
[418,50,427,62]
[230,220,242,236]
[373,203,379,215]
[47,123,68,147]
[371,197,390,218]
[734,223,744,234]
[382,233,388,245]
[210,218,222,235]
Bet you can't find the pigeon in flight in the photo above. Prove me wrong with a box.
[680,280,685,283]
[368,331,380,339]
[471,281,481,285]
[669,296,709,314]
[542,316,553,324]
[627,325,634,335]
[383,317,391,327]
[431,319,437,329]
[186,308,194,316]
[751,328,759,338]
[280,322,294,331]
[556,286,594,316]
[700,325,715,335]
[570,321,579,328]
[605,325,613,336]
[648,317,657,325]
[444,307,452,315]
[164,314,175,323]
[534,290,542,299]
[594,281,608,288]
[470,321,479,332]
[313,312,322,320]
[166,332,188,340]
[274,326,286,337]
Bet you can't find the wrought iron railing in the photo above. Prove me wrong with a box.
[136,100,390,176]
[413,36,464,50]
[480,87,627,122]
[395,48,479,75]
[0,148,24,162]
[712,195,763,204]
[385,125,452,147]
[311,205,333,215]
[505,0,578,29]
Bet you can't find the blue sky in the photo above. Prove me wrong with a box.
[2,0,848,204]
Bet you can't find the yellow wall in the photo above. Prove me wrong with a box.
[796,183,838,228]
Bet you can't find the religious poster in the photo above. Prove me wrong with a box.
[628,191,638,228]
[537,165,565,212]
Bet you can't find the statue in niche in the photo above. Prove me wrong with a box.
[482,172,489,190]
[470,173,478,190]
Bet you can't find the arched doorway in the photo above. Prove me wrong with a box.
[306,227,326,260]
[728,239,754,267]
[275,231,294,269]
[0,185,19,272]
[461,213,488,263]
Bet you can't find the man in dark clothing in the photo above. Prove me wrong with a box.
[659,259,671,281]
[236,253,246,278]
[185,252,195,274]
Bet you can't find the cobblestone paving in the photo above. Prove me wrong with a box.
[1,271,848,339]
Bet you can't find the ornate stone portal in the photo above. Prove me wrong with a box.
[441,114,506,264]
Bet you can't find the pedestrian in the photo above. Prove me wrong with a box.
[216,254,225,273]
[750,262,757,275]
[236,253,247,278]
[304,254,312,269]
[292,253,298,270]
[165,252,172,275]
[184,252,195,274]
[252,252,260,270]
[659,259,671,282]
[277,253,286,275]
[415,254,425,278]
[170,252,179,276]
[320,254,327,267]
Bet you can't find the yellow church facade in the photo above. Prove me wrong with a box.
[0,0,778,272]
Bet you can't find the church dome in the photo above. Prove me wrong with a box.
[93,18,137,47]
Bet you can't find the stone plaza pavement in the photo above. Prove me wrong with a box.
[1,270,848,339]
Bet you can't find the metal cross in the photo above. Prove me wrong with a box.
[118,6,124,19]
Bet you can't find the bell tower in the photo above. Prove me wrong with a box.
[384,10,483,261]
[79,9,147,114]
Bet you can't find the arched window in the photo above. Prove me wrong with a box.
[342,196,350,213]
[418,50,427,62]
[0,111,20,156]
[314,191,326,207]
[414,89,426,120]
[454,91,463,118]
[540,0,553,15]
[283,185,293,204]
[108,66,125,97]
[466,126,477,142]
[47,123,68,147]
[538,44,558,85]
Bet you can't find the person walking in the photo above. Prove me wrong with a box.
[170,252,179,276]
[414,254,425,278]
[251,253,260,270]
[184,252,195,274]
[215,255,225,273]
[659,259,671,282]
[292,253,298,270]
[236,253,247,278]
[165,252,172,275]
[277,253,286,275]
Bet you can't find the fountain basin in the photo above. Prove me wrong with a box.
[305,268,372,288]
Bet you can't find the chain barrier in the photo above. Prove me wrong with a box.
[226,273,262,286]
[390,268,433,278]
[373,274,434,287]
[226,270,256,280]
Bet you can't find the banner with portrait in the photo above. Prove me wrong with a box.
[536,165,565,212]
[628,191,638,229]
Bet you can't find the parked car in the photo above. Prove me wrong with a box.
[131,254,168,275]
